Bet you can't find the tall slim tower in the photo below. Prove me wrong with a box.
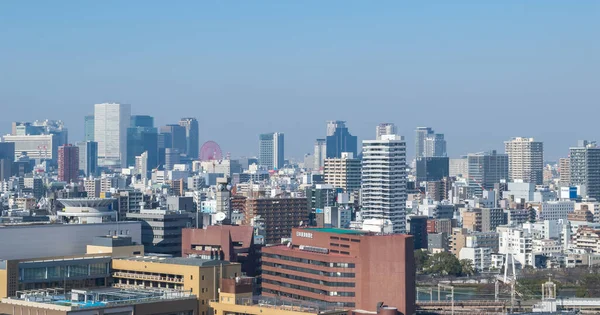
[569,140,600,200]
[424,133,447,157]
[504,137,544,185]
[259,132,284,170]
[58,144,79,183]
[84,115,94,141]
[415,127,433,158]
[313,139,327,171]
[94,103,131,167]
[361,134,407,233]
[77,141,98,177]
[179,118,199,159]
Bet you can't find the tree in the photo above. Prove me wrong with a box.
[415,249,429,273]
[426,252,462,276]
[460,259,475,276]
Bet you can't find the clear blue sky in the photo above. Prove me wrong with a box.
[1,1,598,160]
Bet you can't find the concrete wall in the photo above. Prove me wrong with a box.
[0,222,141,260]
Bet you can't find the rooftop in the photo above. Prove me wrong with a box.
[3,287,194,311]
[117,256,231,267]
[304,228,367,235]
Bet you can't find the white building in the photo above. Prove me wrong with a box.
[504,137,544,185]
[460,247,491,271]
[361,134,407,233]
[94,103,131,167]
[537,201,575,221]
[2,134,57,160]
[449,157,468,178]
[313,139,326,171]
[376,123,397,140]
[498,225,536,267]
[259,132,284,170]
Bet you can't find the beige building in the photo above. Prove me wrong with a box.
[112,256,241,315]
[504,137,544,185]
[323,152,361,193]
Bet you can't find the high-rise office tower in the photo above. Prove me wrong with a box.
[505,137,544,185]
[160,124,186,154]
[467,150,509,197]
[77,141,98,177]
[361,133,407,233]
[376,123,397,140]
[164,148,180,171]
[127,115,158,169]
[94,103,131,167]
[559,157,571,187]
[415,127,434,158]
[424,133,447,157]
[258,132,284,170]
[84,115,94,141]
[0,142,15,180]
[325,121,357,158]
[58,144,79,183]
[415,156,449,182]
[570,140,600,200]
[323,152,362,193]
[313,138,326,171]
[179,118,199,159]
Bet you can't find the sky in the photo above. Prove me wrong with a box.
[0,1,598,161]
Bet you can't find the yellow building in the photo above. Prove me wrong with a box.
[86,235,145,257]
[210,277,348,315]
[112,256,241,315]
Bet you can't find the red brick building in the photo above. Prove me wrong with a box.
[262,228,415,315]
[182,225,261,278]
[58,144,79,183]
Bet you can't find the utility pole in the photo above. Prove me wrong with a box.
[438,284,455,315]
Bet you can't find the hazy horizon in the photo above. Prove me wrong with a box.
[1,1,598,160]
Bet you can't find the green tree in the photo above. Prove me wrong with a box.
[426,252,462,276]
[460,259,475,276]
[576,273,600,297]
[415,249,429,273]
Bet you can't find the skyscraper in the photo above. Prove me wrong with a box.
[570,140,600,200]
[164,148,180,171]
[505,137,544,185]
[135,151,149,181]
[127,115,158,169]
[361,133,407,233]
[58,144,79,183]
[416,156,449,182]
[415,127,434,158]
[325,121,357,158]
[179,118,199,159]
[77,141,98,177]
[160,124,186,154]
[258,132,284,170]
[84,115,94,141]
[376,123,397,140]
[0,142,15,180]
[323,152,362,193]
[467,150,509,197]
[424,133,447,157]
[313,138,326,171]
[94,103,131,167]
[559,157,571,187]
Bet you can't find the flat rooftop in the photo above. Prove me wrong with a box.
[117,256,231,267]
[3,287,194,311]
[304,228,367,235]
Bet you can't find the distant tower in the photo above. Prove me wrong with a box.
[504,137,544,185]
[376,123,397,140]
[325,121,357,158]
[165,148,180,171]
[259,132,284,170]
[361,133,407,233]
[135,151,149,181]
[313,139,326,171]
[58,144,79,183]
[569,140,600,200]
[77,141,98,177]
[415,127,433,159]
[94,103,131,167]
[84,115,95,141]
[179,118,199,159]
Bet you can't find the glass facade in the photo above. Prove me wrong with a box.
[19,260,110,282]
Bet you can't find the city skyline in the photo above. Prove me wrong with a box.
[1,2,598,160]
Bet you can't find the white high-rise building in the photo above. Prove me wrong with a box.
[94,103,131,167]
[361,133,407,233]
[424,133,447,157]
[376,123,397,140]
[313,139,326,171]
[135,151,148,181]
[504,137,544,185]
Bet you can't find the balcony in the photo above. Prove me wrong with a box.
[112,271,184,283]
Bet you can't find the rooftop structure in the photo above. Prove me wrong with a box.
[57,198,117,224]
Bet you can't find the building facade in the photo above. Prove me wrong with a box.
[325,121,357,159]
[323,152,361,193]
[361,134,407,233]
[244,197,309,244]
[259,132,284,170]
[58,144,79,182]
[467,150,509,197]
[505,137,544,185]
[94,103,131,167]
[179,118,199,159]
[569,140,600,200]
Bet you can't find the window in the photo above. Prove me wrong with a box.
[202,275,205,280]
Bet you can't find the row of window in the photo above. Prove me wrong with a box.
[262,253,355,268]
[263,269,355,287]
[263,262,355,278]
[263,279,355,297]
[21,263,109,281]
[262,288,356,308]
